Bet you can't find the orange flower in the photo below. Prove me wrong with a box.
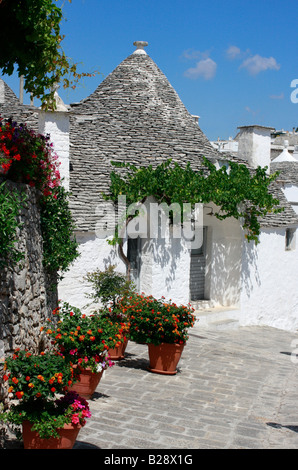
[37,375,45,381]
[12,377,18,384]
[28,383,34,388]
[15,391,24,399]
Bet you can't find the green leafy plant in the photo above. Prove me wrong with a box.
[125,293,196,346]
[0,181,26,268]
[44,302,122,373]
[0,350,91,439]
[40,185,79,274]
[84,265,136,310]
[0,0,98,109]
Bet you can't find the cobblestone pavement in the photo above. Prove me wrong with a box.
[72,324,298,450]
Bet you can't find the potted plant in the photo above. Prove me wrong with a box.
[0,349,91,449]
[126,294,196,375]
[44,302,121,398]
[84,265,135,360]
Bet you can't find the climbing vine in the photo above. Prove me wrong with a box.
[0,181,26,268]
[103,158,282,274]
[40,185,79,274]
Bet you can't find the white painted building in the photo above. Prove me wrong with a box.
[1,41,298,331]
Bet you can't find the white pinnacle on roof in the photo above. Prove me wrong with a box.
[133,41,148,55]
[272,140,298,162]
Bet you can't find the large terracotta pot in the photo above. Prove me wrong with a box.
[68,366,103,399]
[147,342,185,375]
[108,337,128,360]
[22,420,81,449]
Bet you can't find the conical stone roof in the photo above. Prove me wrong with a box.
[69,43,225,230]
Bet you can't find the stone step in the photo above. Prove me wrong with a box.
[192,306,240,331]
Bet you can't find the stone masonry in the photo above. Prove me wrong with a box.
[0,180,58,408]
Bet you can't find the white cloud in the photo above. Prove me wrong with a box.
[184,58,217,80]
[270,92,284,100]
[240,54,280,75]
[181,49,205,61]
[226,45,241,60]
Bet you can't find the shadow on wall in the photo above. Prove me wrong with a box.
[149,233,184,291]
[208,237,243,306]
[240,237,261,299]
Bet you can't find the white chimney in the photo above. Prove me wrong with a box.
[237,125,274,173]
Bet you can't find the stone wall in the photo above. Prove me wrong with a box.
[0,179,58,407]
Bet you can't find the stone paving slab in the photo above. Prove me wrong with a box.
[73,324,298,450]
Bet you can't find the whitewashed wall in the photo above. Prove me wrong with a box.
[38,111,70,191]
[58,232,125,312]
[240,228,298,331]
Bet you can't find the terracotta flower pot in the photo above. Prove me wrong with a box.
[22,420,81,449]
[68,366,103,399]
[108,337,128,360]
[147,342,185,375]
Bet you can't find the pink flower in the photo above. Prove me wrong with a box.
[71,413,80,425]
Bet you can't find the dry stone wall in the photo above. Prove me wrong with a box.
[0,180,58,407]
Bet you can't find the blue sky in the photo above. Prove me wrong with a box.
[2,0,298,140]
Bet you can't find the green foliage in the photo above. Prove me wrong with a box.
[104,158,282,244]
[84,265,136,310]
[40,185,79,274]
[125,294,196,345]
[0,181,26,268]
[0,0,97,109]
